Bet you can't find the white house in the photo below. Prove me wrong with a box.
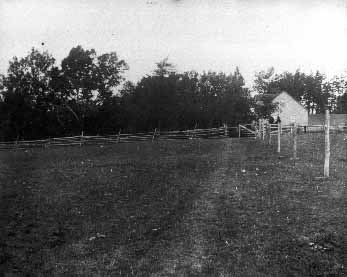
[271,91,308,126]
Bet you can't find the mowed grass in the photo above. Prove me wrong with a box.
[0,134,346,275]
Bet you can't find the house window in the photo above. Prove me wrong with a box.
[290,115,296,123]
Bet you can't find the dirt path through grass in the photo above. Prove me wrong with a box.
[154,139,236,275]
[151,137,346,276]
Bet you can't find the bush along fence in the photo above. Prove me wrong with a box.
[0,125,241,150]
[256,110,347,178]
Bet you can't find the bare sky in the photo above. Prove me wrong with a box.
[1,0,347,86]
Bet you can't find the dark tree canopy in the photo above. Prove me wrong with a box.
[96,52,128,103]
[0,48,342,141]
[0,49,56,139]
[61,46,98,103]
[253,94,278,120]
[0,46,128,140]
[253,68,330,114]
[121,63,252,131]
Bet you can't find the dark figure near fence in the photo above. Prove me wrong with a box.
[269,116,275,124]
[275,116,281,124]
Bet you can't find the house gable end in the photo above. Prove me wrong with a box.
[271,91,308,126]
[272,91,305,111]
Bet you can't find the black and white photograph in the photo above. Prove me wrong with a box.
[0,0,346,275]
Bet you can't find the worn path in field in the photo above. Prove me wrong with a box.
[152,139,243,275]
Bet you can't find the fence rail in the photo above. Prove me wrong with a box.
[266,124,347,136]
[1,123,346,150]
[238,124,257,138]
[0,126,235,150]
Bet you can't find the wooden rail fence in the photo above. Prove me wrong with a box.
[1,121,346,151]
[0,126,240,150]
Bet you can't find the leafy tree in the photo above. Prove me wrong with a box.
[60,45,128,134]
[60,46,97,133]
[153,57,175,77]
[335,93,347,113]
[253,67,276,95]
[253,69,330,114]
[254,68,306,101]
[302,72,329,114]
[323,74,347,113]
[0,46,128,140]
[253,94,278,120]
[121,59,181,131]
[0,48,57,139]
[123,74,181,131]
[61,46,97,102]
[122,63,252,131]
[198,68,252,126]
[174,71,201,129]
[96,52,128,104]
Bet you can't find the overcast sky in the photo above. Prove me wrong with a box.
[1,0,347,86]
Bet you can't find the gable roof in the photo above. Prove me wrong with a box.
[254,93,279,103]
[272,91,305,109]
[254,91,306,109]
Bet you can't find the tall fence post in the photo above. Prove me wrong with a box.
[80,130,84,147]
[277,123,281,153]
[117,129,121,143]
[238,124,241,138]
[152,128,157,142]
[293,122,297,160]
[224,123,228,136]
[258,119,261,139]
[268,123,272,145]
[190,123,198,139]
[45,137,50,149]
[324,108,330,177]
[262,120,265,141]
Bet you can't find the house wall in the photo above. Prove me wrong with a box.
[271,92,308,126]
[308,114,347,126]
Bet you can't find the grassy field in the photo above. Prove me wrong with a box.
[0,134,346,276]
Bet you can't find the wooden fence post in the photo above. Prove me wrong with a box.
[258,119,261,139]
[268,123,272,145]
[277,123,281,153]
[117,129,121,143]
[224,123,228,136]
[238,124,241,138]
[152,128,157,142]
[190,123,198,139]
[324,108,330,177]
[44,137,50,149]
[262,120,265,141]
[80,130,84,147]
[293,122,297,160]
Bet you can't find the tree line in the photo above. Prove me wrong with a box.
[0,46,346,141]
